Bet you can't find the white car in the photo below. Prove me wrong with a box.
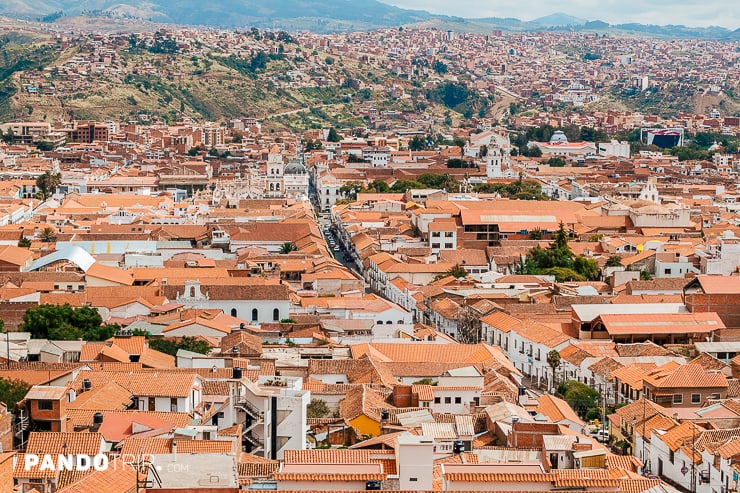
[589,430,610,442]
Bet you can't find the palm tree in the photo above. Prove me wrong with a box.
[547,349,561,390]
[40,227,57,243]
[279,242,297,254]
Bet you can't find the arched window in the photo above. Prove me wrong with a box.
[273,308,280,321]
[189,286,196,298]
[377,320,383,325]
[230,308,237,317]
[397,320,404,324]
[251,309,258,322]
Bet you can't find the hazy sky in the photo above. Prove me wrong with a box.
[383,0,738,29]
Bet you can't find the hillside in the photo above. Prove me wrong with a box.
[1,0,437,29]
[1,29,467,130]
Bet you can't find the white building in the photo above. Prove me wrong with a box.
[598,140,631,158]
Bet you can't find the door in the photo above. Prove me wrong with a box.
[550,453,559,469]
[658,458,663,477]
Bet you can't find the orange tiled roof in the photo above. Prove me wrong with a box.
[119,437,233,455]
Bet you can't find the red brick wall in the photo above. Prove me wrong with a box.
[0,302,38,331]
[686,293,740,331]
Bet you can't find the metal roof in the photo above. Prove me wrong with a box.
[28,245,95,273]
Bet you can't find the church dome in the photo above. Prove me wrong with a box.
[284,160,307,174]
[549,130,568,144]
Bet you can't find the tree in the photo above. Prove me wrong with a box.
[573,257,601,281]
[177,336,212,355]
[35,171,61,200]
[279,242,297,254]
[529,228,543,240]
[408,135,427,151]
[446,264,468,279]
[432,60,448,74]
[17,237,31,248]
[562,380,600,417]
[326,127,340,142]
[149,337,211,356]
[0,377,31,414]
[605,256,623,267]
[40,227,56,243]
[368,179,390,193]
[547,350,561,388]
[148,338,178,355]
[307,399,331,418]
[389,179,424,192]
[640,270,652,280]
[19,304,112,341]
[547,157,566,167]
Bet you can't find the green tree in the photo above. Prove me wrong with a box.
[0,377,31,414]
[339,181,366,199]
[562,380,600,417]
[529,228,543,240]
[279,242,297,254]
[307,399,331,418]
[148,338,178,355]
[368,179,390,193]
[19,304,111,341]
[432,60,448,74]
[605,256,623,267]
[408,135,427,151]
[547,157,566,167]
[390,179,424,193]
[326,127,341,142]
[177,336,212,355]
[640,270,652,280]
[573,257,601,281]
[446,264,468,279]
[149,337,211,356]
[35,171,61,200]
[547,349,561,388]
[17,237,31,248]
[39,227,56,243]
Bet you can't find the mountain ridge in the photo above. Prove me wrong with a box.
[0,1,735,37]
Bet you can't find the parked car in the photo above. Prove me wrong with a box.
[589,429,610,442]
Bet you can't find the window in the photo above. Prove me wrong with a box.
[669,450,674,463]
[665,268,672,274]
[409,478,417,482]
[273,308,280,321]
[37,400,53,410]
[170,398,178,412]
[444,243,454,248]
[251,308,258,322]
[454,397,462,404]
[691,394,701,405]
[230,308,237,317]
[434,397,440,404]
[444,397,451,404]
[673,394,683,405]
[431,243,440,249]
[432,232,440,237]
[718,352,727,360]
